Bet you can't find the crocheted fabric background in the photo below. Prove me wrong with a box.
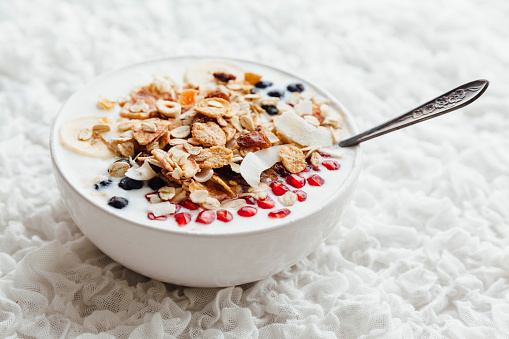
[1,0,508,338]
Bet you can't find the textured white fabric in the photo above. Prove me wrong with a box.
[1,0,509,338]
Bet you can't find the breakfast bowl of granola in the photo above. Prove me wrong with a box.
[50,56,361,287]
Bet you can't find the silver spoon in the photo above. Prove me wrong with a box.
[338,79,489,147]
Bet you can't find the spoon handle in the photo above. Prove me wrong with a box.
[338,79,489,147]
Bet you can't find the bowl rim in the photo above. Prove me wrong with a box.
[50,55,362,238]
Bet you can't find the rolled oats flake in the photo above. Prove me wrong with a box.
[171,126,191,139]
[310,151,323,167]
[130,99,150,113]
[278,192,297,206]
[78,128,92,141]
[109,161,130,177]
[92,124,110,134]
[190,189,209,204]
[141,121,157,132]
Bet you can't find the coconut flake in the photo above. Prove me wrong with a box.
[147,202,176,217]
[318,147,344,158]
[275,110,333,147]
[125,160,157,180]
[295,99,312,115]
[240,145,283,187]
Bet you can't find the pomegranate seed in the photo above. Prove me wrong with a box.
[196,210,216,224]
[268,208,291,219]
[257,197,275,209]
[270,181,290,196]
[179,199,199,210]
[285,174,305,188]
[319,152,332,158]
[307,174,325,186]
[145,191,159,202]
[216,209,233,222]
[147,213,167,221]
[174,212,191,226]
[323,160,340,170]
[241,196,256,205]
[293,190,307,202]
[237,206,258,217]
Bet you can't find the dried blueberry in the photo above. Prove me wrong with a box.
[261,105,279,116]
[267,90,284,98]
[148,176,165,190]
[119,177,144,190]
[254,81,273,89]
[108,196,128,209]
[287,83,305,92]
[94,179,112,190]
[250,88,259,94]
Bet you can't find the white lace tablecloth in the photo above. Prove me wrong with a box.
[1,0,508,338]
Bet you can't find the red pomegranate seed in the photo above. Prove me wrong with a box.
[257,197,275,209]
[179,199,199,210]
[319,152,332,158]
[323,159,340,170]
[270,181,290,196]
[285,174,305,188]
[268,208,291,219]
[196,210,216,224]
[216,209,233,222]
[237,206,258,217]
[147,213,167,221]
[241,196,257,205]
[145,191,159,202]
[293,190,307,202]
[174,212,191,226]
[307,174,325,186]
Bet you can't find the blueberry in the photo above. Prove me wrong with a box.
[254,81,273,89]
[108,196,129,209]
[94,179,112,190]
[119,177,144,190]
[261,105,279,116]
[267,90,284,98]
[287,83,305,92]
[250,88,259,94]
[148,176,165,190]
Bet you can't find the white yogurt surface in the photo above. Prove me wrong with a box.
[52,57,359,235]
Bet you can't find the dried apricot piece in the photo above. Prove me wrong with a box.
[178,90,197,107]
[244,72,262,85]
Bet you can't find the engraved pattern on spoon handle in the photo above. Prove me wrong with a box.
[338,79,489,147]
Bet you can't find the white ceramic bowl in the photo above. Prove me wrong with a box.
[50,56,361,287]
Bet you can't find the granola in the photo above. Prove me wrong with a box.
[61,61,348,227]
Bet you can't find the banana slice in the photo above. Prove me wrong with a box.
[60,116,117,158]
[183,60,245,88]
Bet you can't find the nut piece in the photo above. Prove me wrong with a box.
[156,99,181,118]
[279,145,307,173]
[194,98,232,119]
[109,161,130,177]
[192,122,226,147]
[78,128,92,141]
[196,146,233,169]
[278,192,297,206]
